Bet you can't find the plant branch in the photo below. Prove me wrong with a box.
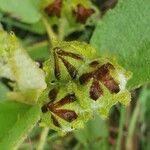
[27,40,49,51]
[42,17,57,48]
[126,100,140,150]
[58,19,65,40]
[115,106,125,150]
[36,127,49,150]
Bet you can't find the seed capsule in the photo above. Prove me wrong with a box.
[43,41,96,84]
[44,0,62,17]
[73,4,95,24]
[77,58,131,119]
[39,82,92,133]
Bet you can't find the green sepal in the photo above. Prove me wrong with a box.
[38,82,92,134]
[77,58,132,119]
[43,40,96,84]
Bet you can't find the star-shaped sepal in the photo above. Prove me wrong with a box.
[43,41,96,84]
[77,58,132,119]
[38,82,92,134]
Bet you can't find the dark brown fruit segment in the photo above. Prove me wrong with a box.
[79,72,93,84]
[96,63,120,93]
[90,78,103,100]
[41,102,54,113]
[59,56,78,79]
[41,104,49,113]
[102,77,120,94]
[51,114,61,127]
[44,0,62,17]
[53,47,83,80]
[42,91,78,123]
[54,93,76,108]
[89,61,100,67]
[74,4,95,24]
[54,109,78,122]
[79,62,120,100]
[48,88,58,102]
[56,48,83,60]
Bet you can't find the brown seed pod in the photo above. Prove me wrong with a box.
[39,82,92,133]
[53,47,83,80]
[79,62,120,101]
[43,41,96,84]
[73,4,95,24]
[44,0,62,17]
[77,58,131,119]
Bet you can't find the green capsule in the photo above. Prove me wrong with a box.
[77,58,132,119]
[39,81,92,134]
[43,41,96,84]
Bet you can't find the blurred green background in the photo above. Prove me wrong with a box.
[0,0,150,150]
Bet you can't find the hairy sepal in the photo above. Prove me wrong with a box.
[39,82,92,134]
[44,40,96,84]
[77,58,131,119]
[40,40,131,133]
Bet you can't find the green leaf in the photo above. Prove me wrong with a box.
[74,115,110,150]
[0,101,40,150]
[0,82,9,101]
[0,16,46,34]
[0,0,41,23]
[91,0,150,89]
[27,41,50,61]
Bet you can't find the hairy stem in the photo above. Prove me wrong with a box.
[27,40,49,50]
[126,101,140,150]
[115,106,125,150]
[42,17,57,48]
[126,86,148,150]
[58,19,65,40]
[36,127,49,150]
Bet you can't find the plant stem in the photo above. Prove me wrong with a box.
[47,133,59,141]
[27,40,49,51]
[115,106,125,150]
[58,19,65,40]
[36,127,49,150]
[125,86,148,150]
[126,100,140,150]
[41,17,57,48]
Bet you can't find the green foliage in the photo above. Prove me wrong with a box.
[27,41,50,60]
[0,101,40,150]
[1,17,46,34]
[0,82,9,101]
[0,0,41,23]
[74,115,110,150]
[91,0,150,89]
[0,0,149,149]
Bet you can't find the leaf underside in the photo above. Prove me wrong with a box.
[91,0,150,89]
[0,101,40,150]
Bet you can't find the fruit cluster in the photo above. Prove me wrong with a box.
[39,40,131,133]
